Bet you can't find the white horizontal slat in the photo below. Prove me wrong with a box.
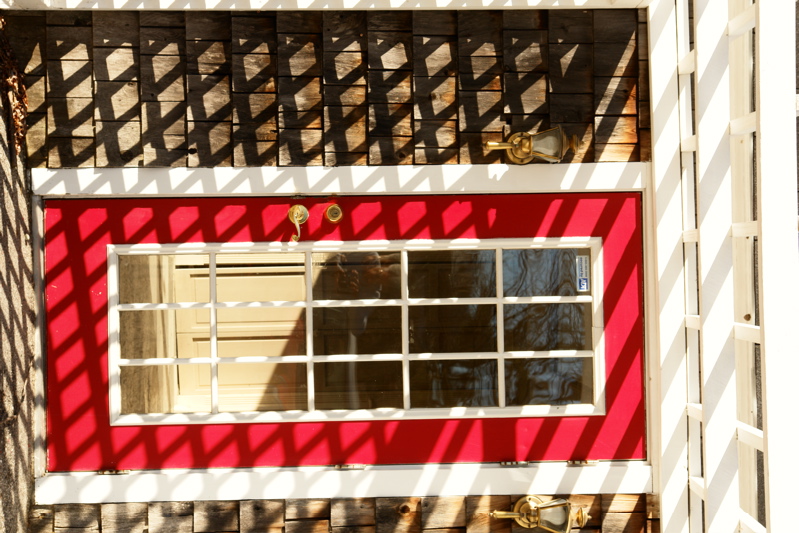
[731,221,759,238]
[730,112,757,136]
[727,3,756,38]
[739,510,767,533]
[737,421,764,452]
[678,50,697,74]
[685,315,701,330]
[734,323,762,344]
[689,475,707,500]
[686,402,703,422]
[682,229,699,243]
[680,135,697,152]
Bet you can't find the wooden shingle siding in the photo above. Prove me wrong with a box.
[5,9,651,168]
[30,495,659,532]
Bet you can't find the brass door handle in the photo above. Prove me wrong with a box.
[288,205,309,242]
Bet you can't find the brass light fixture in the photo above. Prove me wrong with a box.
[490,495,589,533]
[484,126,581,164]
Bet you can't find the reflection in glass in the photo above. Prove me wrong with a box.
[503,249,589,297]
[408,250,496,298]
[505,358,592,405]
[218,363,307,411]
[120,364,211,414]
[314,362,403,410]
[120,309,210,359]
[409,305,496,353]
[504,304,591,351]
[216,308,306,357]
[119,254,209,304]
[410,360,498,407]
[312,251,401,300]
[216,253,305,302]
[313,307,402,356]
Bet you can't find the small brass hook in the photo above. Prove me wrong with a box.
[288,205,309,242]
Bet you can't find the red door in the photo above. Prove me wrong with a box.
[45,193,644,471]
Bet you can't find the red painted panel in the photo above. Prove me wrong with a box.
[44,194,644,471]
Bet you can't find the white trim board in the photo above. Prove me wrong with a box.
[35,462,653,504]
[31,163,647,198]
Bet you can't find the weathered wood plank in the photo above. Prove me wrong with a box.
[413,12,457,35]
[502,10,546,30]
[47,26,92,60]
[232,15,277,54]
[368,32,412,70]
[368,137,413,165]
[594,42,638,77]
[188,121,232,167]
[550,93,593,123]
[139,27,186,56]
[602,494,647,514]
[46,10,92,26]
[233,122,278,141]
[54,504,100,529]
[143,134,187,167]
[506,113,550,134]
[286,520,332,533]
[414,119,457,147]
[47,60,93,98]
[278,34,322,77]
[93,12,139,47]
[143,101,186,135]
[94,47,139,81]
[47,98,94,137]
[240,500,285,532]
[95,80,140,121]
[414,147,458,165]
[279,109,322,129]
[323,52,366,85]
[29,505,54,533]
[368,71,412,103]
[413,36,456,77]
[639,99,651,128]
[186,12,232,41]
[458,11,502,57]
[459,132,510,164]
[25,113,47,168]
[233,54,276,93]
[24,75,46,114]
[286,499,331,519]
[100,502,147,532]
[326,85,367,106]
[331,498,376,527]
[3,15,46,75]
[421,497,466,528]
[548,11,593,44]
[503,30,547,72]
[140,55,186,102]
[323,12,366,52]
[638,23,649,60]
[234,139,278,167]
[413,76,457,120]
[594,115,638,144]
[187,41,232,75]
[48,137,95,167]
[324,106,367,152]
[278,77,323,111]
[639,129,651,161]
[594,77,638,115]
[638,61,650,102]
[594,10,637,43]
[601,512,646,533]
[193,501,239,532]
[147,501,193,533]
[646,494,659,519]
[503,72,548,114]
[367,12,412,31]
[277,12,322,34]
[458,57,502,91]
[548,43,592,93]
[186,74,231,121]
[325,152,368,166]
[233,92,277,124]
[648,519,661,533]
[465,495,511,533]
[96,121,142,167]
[458,91,504,132]
[279,129,324,165]
[375,498,421,533]
[140,11,184,27]
[369,103,412,136]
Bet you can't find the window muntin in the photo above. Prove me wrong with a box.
[108,238,604,425]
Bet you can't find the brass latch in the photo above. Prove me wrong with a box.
[490,495,589,532]
[287,205,309,242]
[484,126,581,164]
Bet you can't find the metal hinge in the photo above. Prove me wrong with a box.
[567,460,599,466]
[499,461,530,467]
[97,469,131,475]
[334,464,366,470]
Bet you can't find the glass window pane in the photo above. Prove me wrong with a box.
[119,254,209,303]
[313,307,402,355]
[120,309,210,359]
[409,305,496,353]
[314,362,403,410]
[410,360,498,408]
[408,250,496,298]
[216,308,306,357]
[120,364,211,414]
[504,303,591,351]
[505,358,593,405]
[503,249,590,296]
[218,363,307,412]
[216,253,306,302]
[312,251,402,300]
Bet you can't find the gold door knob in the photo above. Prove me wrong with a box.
[288,205,309,242]
[325,204,343,223]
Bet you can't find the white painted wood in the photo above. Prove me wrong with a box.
[685,315,700,330]
[739,511,767,533]
[688,475,706,500]
[680,135,697,152]
[731,222,758,238]
[1,0,649,9]
[730,112,757,136]
[733,323,761,344]
[34,462,653,504]
[682,229,699,243]
[678,50,697,75]
[686,402,703,422]
[755,1,799,531]
[31,197,47,479]
[647,0,691,531]
[736,422,764,453]
[727,4,756,39]
[31,164,647,198]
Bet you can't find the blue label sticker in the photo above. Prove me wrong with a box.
[576,255,590,293]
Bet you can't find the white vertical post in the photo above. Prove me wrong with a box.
[694,0,738,529]
[647,0,689,531]
[754,1,799,531]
